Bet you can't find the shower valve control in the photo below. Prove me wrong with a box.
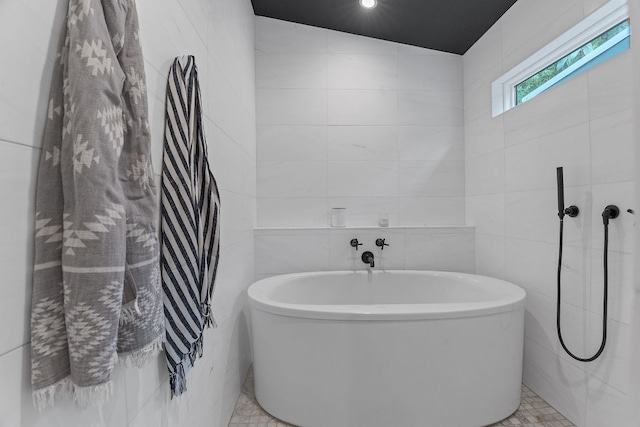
[350,238,363,250]
[375,238,389,250]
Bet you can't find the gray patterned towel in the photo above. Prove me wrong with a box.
[31,0,164,409]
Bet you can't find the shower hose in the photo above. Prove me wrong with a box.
[556,216,609,362]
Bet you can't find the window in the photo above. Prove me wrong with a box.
[516,20,630,105]
[492,0,630,117]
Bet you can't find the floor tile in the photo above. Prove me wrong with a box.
[229,368,575,427]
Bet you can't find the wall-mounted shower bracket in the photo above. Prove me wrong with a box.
[563,205,579,218]
[602,205,619,225]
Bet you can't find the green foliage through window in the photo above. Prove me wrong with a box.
[515,20,630,105]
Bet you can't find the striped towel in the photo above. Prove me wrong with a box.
[160,55,221,396]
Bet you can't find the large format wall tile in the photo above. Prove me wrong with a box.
[256,17,327,53]
[474,233,506,279]
[328,54,397,89]
[398,126,464,162]
[586,51,632,121]
[398,197,465,226]
[589,108,634,185]
[256,53,328,89]
[399,161,465,197]
[258,162,328,197]
[464,0,635,423]
[328,89,398,125]
[503,74,589,147]
[0,346,129,427]
[255,230,331,274]
[0,1,257,426]
[464,117,505,160]
[257,89,328,125]
[398,54,462,91]
[258,125,328,162]
[328,197,399,227]
[465,150,505,196]
[0,141,39,356]
[466,193,505,236]
[398,90,464,126]
[522,338,587,426]
[327,30,397,54]
[585,375,629,427]
[404,228,475,272]
[328,126,398,161]
[504,123,591,193]
[254,227,475,277]
[328,161,399,198]
[258,197,329,227]
[0,1,65,148]
[256,18,465,228]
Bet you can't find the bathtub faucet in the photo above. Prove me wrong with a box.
[361,251,375,268]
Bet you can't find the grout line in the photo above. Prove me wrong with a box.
[0,342,29,360]
[0,138,42,151]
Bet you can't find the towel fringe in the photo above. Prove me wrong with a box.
[202,303,216,329]
[118,335,164,368]
[170,333,207,397]
[33,378,114,411]
[169,363,187,397]
[33,337,163,411]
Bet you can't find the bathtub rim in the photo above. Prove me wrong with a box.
[248,270,526,321]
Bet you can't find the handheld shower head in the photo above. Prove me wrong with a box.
[556,167,565,219]
[556,167,579,219]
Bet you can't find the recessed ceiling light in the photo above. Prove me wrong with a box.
[360,0,377,9]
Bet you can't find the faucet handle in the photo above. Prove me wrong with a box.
[375,238,389,250]
[350,238,363,250]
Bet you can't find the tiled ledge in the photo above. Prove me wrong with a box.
[254,225,474,230]
[255,225,474,233]
[254,225,476,278]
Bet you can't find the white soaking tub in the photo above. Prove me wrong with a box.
[248,270,526,427]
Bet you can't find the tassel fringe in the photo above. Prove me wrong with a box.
[202,303,217,329]
[118,335,164,368]
[33,337,164,411]
[169,333,207,397]
[33,378,114,411]
[169,362,187,397]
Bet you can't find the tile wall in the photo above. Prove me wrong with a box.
[0,0,256,426]
[463,0,634,424]
[255,17,465,228]
[254,226,475,280]
[631,0,640,423]
[253,17,473,278]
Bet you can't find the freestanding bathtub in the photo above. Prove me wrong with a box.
[248,270,526,427]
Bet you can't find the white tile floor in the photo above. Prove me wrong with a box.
[229,368,575,427]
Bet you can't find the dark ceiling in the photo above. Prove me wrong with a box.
[251,0,518,55]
